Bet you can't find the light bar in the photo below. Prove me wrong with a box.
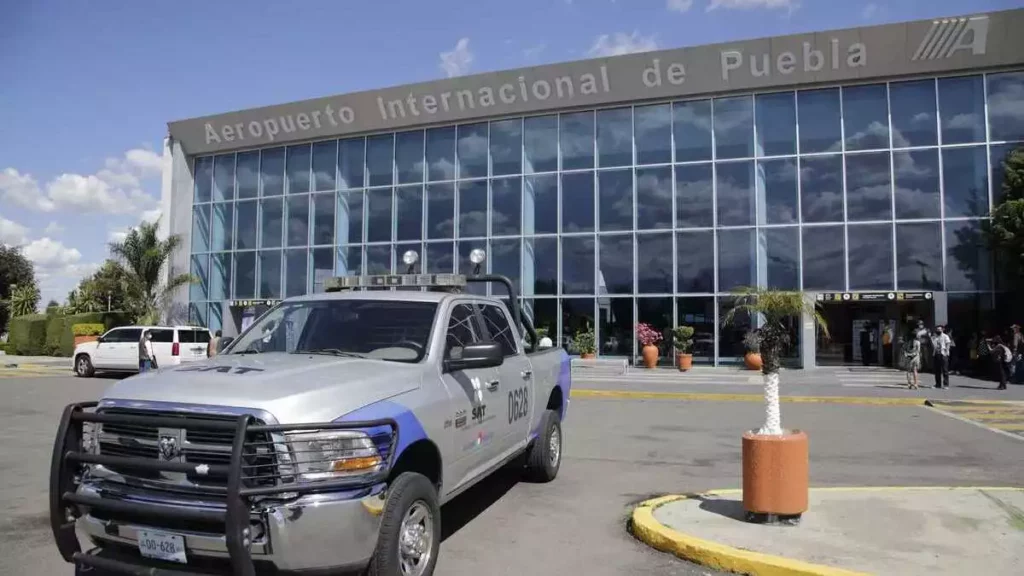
[324,274,467,291]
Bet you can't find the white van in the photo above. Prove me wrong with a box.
[72,325,212,377]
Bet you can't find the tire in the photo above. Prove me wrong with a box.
[367,472,441,576]
[524,409,562,483]
[74,354,94,378]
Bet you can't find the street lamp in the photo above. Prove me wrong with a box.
[107,291,111,312]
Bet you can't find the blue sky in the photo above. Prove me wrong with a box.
[0,0,1017,305]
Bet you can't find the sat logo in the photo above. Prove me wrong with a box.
[912,16,989,61]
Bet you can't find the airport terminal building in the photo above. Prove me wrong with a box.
[161,9,1024,367]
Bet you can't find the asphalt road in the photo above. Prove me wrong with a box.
[3,375,1024,576]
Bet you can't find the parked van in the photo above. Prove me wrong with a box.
[72,325,212,377]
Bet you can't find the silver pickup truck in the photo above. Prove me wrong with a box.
[49,268,571,576]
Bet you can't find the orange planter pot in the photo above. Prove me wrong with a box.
[744,352,763,371]
[641,345,659,369]
[74,335,98,347]
[742,430,809,518]
[676,353,692,371]
[580,352,596,360]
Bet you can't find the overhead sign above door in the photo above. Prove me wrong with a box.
[816,292,933,302]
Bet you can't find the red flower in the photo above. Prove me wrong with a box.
[636,323,663,347]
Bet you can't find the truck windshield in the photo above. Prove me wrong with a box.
[224,299,438,363]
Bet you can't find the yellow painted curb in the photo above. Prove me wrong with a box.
[571,389,925,406]
[631,487,1024,576]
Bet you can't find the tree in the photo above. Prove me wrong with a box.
[66,260,136,315]
[107,220,193,324]
[986,147,1024,307]
[0,246,36,330]
[9,283,41,317]
[724,288,829,436]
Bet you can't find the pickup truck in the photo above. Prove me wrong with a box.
[49,267,571,576]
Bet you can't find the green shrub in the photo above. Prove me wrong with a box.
[0,342,9,354]
[43,311,133,357]
[9,314,49,355]
[72,323,105,336]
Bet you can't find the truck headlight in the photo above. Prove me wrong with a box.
[285,431,385,482]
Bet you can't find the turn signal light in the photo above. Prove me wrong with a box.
[331,456,382,472]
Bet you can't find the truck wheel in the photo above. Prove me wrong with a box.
[368,472,440,576]
[524,409,562,482]
[75,355,94,378]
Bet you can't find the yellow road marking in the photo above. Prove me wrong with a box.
[941,411,1024,420]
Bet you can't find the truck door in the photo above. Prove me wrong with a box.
[479,302,534,458]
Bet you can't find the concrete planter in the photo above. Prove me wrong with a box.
[641,345,659,368]
[676,353,692,371]
[744,352,763,371]
[580,353,596,360]
[741,430,809,522]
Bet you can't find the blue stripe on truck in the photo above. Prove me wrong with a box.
[336,400,428,459]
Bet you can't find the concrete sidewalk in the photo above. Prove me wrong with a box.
[633,487,1024,576]
[0,354,71,367]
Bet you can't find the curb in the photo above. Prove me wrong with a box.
[572,389,926,406]
[631,487,1024,576]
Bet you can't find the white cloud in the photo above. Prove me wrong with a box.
[43,221,64,236]
[587,31,658,57]
[440,38,473,78]
[0,216,30,246]
[140,209,162,224]
[667,0,694,13]
[0,168,55,211]
[108,229,130,243]
[124,149,163,174]
[23,237,82,269]
[22,237,99,305]
[706,0,798,12]
[861,3,878,19]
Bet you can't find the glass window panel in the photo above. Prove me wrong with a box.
[456,243,487,295]
[939,75,985,145]
[194,156,213,203]
[395,185,423,241]
[213,155,235,202]
[842,84,889,151]
[366,134,394,187]
[845,152,892,221]
[458,180,487,238]
[717,228,755,292]
[366,188,393,243]
[599,169,633,232]
[491,178,521,236]
[990,143,1021,206]
[285,248,308,297]
[755,92,796,157]
[848,223,893,290]
[893,150,940,220]
[338,138,365,189]
[896,222,942,291]
[524,115,558,174]
[210,253,230,302]
[490,238,521,295]
[426,183,455,239]
[797,88,842,153]
[395,131,425,184]
[312,193,335,245]
[312,141,337,192]
[490,119,522,176]
[675,163,713,228]
[988,72,1024,142]
[426,242,453,274]
[945,220,991,291]
[258,251,282,298]
[560,111,595,170]
[677,297,715,358]
[757,158,798,225]
[943,146,989,218]
[762,227,799,290]
[637,297,673,364]
[337,191,364,245]
[676,230,714,293]
[561,172,595,233]
[235,201,257,250]
[636,167,672,230]
[236,151,259,199]
[562,236,595,294]
[714,96,754,160]
[286,145,310,194]
[260,148,285,197]
[524,174,558,235]
[597,108,632,168]
[599,298,633,357]
[637,233,671,293]
[336,246,363,276]
[366,245,392,275]
[890,79,937,148]
[718,297,752,359]
[286,195,309,247]
[311,247,334,293]
[802,226,844,291]
[673,99,713,162]
[524,237,557,295]
[598,234,633,295]
[524,299,557,343]
[190,255,209,302]
[635,104,672,165]
[716,161,755,226]
[191,204,210,253]
[212,202,233,251]
[426,127,456,182]
[800,155,843,223]
[189,304,208,329]
[457,123,488,179]
[233,252,256,299]
[562,298,595,353]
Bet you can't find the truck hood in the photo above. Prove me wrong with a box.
[100,353,423,424]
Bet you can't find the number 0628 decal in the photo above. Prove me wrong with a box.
[508,386,529,424]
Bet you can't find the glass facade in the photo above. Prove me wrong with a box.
[189,71,1024,363]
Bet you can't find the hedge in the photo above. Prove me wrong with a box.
[6,312,133,356]
[9,314,48,356]
[72,323,105,336]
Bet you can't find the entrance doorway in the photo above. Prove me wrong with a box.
[814,293,935,367]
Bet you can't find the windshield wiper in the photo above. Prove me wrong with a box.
[232,349,262,355]
[294,348,366,358]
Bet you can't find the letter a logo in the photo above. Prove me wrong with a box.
[912,16,989,61]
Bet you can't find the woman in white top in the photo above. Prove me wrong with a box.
[903,335,922,390]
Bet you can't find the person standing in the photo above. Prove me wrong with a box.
[138,330,157,373]
[1011,324,1023,384]
[991,335,1012,390]
[208,330,222,358]
[882,321,894,368]
[903,334,922,389]
[931,325,951,389]
[859,325,872,366]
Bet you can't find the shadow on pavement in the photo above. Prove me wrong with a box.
[695,496,747,523]
[441,467,520,542]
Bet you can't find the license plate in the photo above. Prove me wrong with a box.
[137,529,187,564]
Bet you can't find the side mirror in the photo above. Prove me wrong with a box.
[218,336,234,352]
[444,341,504,372]
[96,336,105,344]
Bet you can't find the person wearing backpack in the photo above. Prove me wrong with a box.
[990,335,1012,391]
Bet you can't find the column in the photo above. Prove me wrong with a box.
[800,293,817,369]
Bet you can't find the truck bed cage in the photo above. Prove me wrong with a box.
[50,402,398,576]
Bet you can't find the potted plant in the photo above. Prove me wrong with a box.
[572,325,597,359]
[743,330,763,371]
[636,322,663,369]
[672,326,695,371]
[723,288,829,524]
[535,327,553,348]
[71,323,105,347]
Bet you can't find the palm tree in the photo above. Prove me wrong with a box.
[108,220,193,324]
[723,287,829,436]
[8,283,41,317]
